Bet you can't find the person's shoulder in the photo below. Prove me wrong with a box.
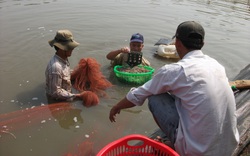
[119,53,128,57]
[153,63,183,80]
[156,63,182,74]
[142,57,150,66]
[50,59,64,70]
[110,53,127,66]
[203,54,225,68]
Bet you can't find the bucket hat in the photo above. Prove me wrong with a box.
[48,30,79,51]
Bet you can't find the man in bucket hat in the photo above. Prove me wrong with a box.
[106,33,150,67]
[45,29,84,101]
[109,21,239,155]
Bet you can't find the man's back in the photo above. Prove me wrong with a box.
[171,50,239,155]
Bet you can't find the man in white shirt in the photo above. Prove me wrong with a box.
[109,21,239,156]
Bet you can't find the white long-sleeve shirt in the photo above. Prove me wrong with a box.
[45,55,75,100]
[126,50,239,156]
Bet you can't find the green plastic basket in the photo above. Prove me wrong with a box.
[114,65,155,85]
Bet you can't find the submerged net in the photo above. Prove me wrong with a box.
[71,58,113,107]
[0,103,75,137]
[64,139,95,156]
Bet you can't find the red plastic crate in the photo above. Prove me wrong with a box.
[97,134,179,156]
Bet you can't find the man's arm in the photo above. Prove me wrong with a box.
[106,47,130,60]
[109,97,135,122]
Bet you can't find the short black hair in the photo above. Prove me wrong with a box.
[174,21,205,50]
[178,33,204,50]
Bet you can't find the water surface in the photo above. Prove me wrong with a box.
[0,0,249,155]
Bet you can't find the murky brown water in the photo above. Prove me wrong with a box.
[0,0,249,155]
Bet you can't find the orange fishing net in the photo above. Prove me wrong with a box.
[80,91,99,107]
[71,58,113,107]
[64,140,94,156]
[0,103,75,138]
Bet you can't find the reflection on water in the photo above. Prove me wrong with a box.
[0,0,250,155]
[48,103,84,129]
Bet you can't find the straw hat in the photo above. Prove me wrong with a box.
[48,30,79,51]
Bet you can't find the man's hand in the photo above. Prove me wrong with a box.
[120,47,130,53]
[109,105,120,122]
[74,91,85,98]
[109,97,136,122]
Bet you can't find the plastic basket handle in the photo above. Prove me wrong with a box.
[120,134,164,148]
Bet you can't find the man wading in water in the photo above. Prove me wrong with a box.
[45,30,84,102]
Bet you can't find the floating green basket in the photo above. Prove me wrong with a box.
[114,65,155,85]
